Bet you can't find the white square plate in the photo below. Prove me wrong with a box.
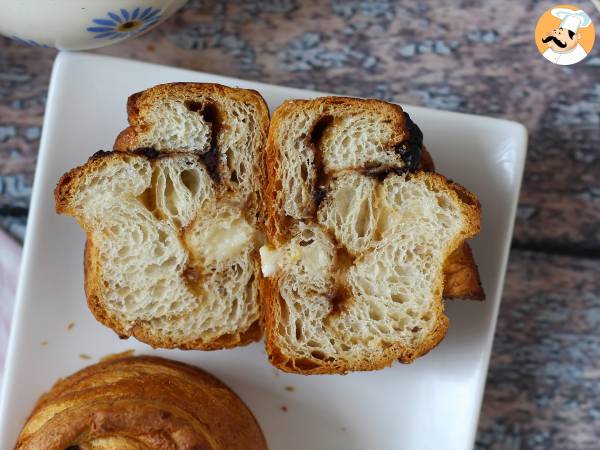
[0,52,526,450]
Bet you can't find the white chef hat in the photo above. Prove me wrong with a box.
[551,8,592,33]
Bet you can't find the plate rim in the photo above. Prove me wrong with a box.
[0,51,528,449]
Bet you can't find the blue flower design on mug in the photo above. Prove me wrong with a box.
[87,7,162,40]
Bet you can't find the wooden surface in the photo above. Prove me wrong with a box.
[0,1,599,448]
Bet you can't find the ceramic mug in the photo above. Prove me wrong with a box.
[0,0,187,50]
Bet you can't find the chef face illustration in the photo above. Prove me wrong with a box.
[542,26,581,52]
[536,7,594,66]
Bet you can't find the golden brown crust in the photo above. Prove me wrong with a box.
[262,173,480,374]
[419,146,436,172]
[443,243,485,301]
[113,82,270,154]
[262,97,483,374]
[420,147,485,301]
[83,237,123,337]
[56,151,263,350]
[56,83,270,351]
[55,151,131,216]
[114,82,271,224]
[113,81,270,226]
[15,355,268,450]
[264,96,413,244]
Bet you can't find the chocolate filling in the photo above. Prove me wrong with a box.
[329,284,353,316]
[185,101,222,184]
[361,163,407,181]
[327,245,356,317]
[89,149,112,160]
[132,147,160,159]
[393,112,423,172]
[182,262,204,297]
[309,115,333,212]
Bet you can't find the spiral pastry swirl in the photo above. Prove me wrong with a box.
[15,355,267,450]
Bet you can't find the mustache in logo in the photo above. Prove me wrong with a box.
[542,35,567,48]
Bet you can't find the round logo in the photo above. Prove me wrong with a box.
[534,4,595,65]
